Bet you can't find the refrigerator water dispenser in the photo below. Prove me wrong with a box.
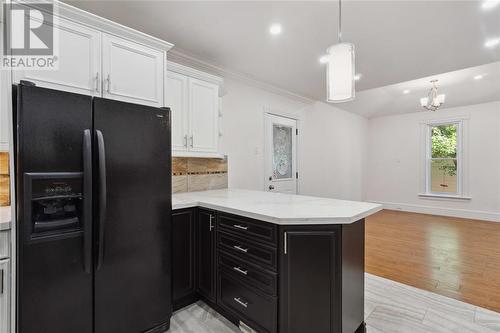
[24,173,84,238]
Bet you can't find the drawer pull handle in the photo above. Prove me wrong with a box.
[233,224,248,230]
[234,297,248,308]
[233,245,248,253]
[209,214,215,231]
[233,266,248,275]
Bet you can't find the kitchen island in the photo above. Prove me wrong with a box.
[171,189,381,333]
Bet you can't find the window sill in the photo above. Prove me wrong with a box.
[418,193,472,201]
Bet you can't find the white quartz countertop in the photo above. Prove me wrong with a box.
[0,206,12,230]
[172,189,382,225]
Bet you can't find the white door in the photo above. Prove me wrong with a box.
[102,34,164,107]
[13,16,101,96]
[167,72,189,151]
[0,259,10,333]
[188,78,219,153]
[264,114,298,194]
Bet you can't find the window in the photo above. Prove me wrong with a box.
[426,122,462,196]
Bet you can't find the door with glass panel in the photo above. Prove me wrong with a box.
[264,114,297,194]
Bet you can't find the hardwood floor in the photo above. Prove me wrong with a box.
[365,209,500,313]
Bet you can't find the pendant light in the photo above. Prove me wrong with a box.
[326,0,355,103]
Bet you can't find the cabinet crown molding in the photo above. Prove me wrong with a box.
[12,0,174,52]
[168,62,224,95]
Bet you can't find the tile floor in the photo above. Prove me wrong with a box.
[169,273,500,333]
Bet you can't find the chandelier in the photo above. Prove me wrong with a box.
[420,80,445,111]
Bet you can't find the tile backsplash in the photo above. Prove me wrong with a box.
[0,154,228,201]
[0,152,10,206]
[172,157,228,193]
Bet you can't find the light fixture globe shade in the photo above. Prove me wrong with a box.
[420,97,429,107]
[437,94,446,104]
[326,43,355,103]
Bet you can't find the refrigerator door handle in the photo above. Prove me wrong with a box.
[96,130,107,270]
[83,129,92,273]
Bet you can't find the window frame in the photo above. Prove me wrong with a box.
[425,120,463,197]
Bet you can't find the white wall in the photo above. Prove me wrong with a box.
[219,78,368,201]
[365,101,500,221]
[300,102,367,201]
[219,75,500,221]
[219,78,308,191]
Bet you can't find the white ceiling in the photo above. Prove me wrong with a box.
[65,0,500,114]
[339,61,500,117]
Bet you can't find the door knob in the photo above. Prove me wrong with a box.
[269,185,275,190]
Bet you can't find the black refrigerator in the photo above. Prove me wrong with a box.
[13,82,172,333]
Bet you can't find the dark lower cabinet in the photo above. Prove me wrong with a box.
[197,208,217,303]
[279,220,366,333]
[172,208,197,310]
[172,207,365,333]
[279,228,340,333]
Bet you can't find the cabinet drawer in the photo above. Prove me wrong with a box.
[219,252,277,296]
[218,213,277,245]
[218,232,277,271]
[0,231,9,259]
[218,272,277,333]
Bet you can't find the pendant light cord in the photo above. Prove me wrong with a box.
[338,0,342,43]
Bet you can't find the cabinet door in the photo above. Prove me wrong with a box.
[167,72,189,151]
[12,16,101,96]
[172,209,196,309]
[188,78,219,153]
[197,209,216,302]
[0,259,10,333]
[0,16,10,151]
[102,34,164,107]
[0,71,10,151]
[279,230,340,333]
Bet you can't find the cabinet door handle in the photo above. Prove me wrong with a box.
[105,74,111,93]
[233,245,248,253]
[233,266,248,275]
[209,214,215,231]
[183,135,188,148]
[95,72,100,92]
[233,297,248,308]
[0,268,4,294]
[284,232,288,255]
[233,224,248,231]
[189,135,194,148]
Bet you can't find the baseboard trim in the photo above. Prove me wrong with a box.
[371,201,500,222]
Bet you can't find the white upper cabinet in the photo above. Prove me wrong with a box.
[102,34,164,107]
[13,16,101,96]
[167,71,189,151]
[188,78,219,153]
[12,2,172,107]
[166,63,223,157]
[0,71,10,151]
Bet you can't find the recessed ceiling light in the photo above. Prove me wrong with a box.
[354,74,362,81]
[319,55,328,64]
[485,38,500,48]
[403,89,411,94]
[482,0,500,9]
[269,23,282,35]
[473,74,484,80]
